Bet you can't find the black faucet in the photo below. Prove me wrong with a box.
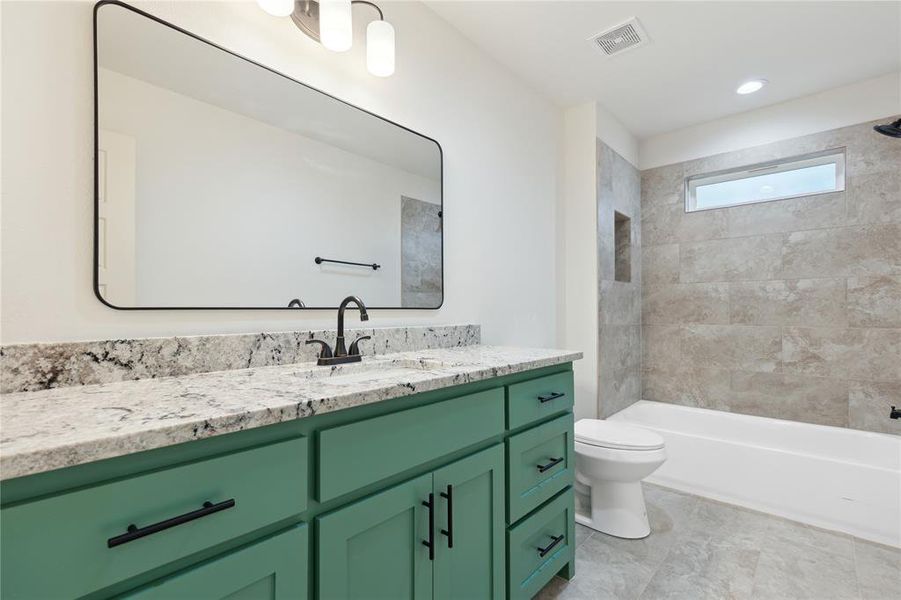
[306,296,371,366]
[891,406,901,420]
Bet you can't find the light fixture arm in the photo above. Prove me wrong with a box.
[351,0,384,21]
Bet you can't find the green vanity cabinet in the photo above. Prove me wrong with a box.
[0,362,576,600]
[124,525,308,599]
[318,444,505,600]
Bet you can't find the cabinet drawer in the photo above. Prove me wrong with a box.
[506,371,574,430]
[318,388,504,502]
[0,437,307,600]
[507,413,573,523]
[507,488,574,600]
[125,525,308,599]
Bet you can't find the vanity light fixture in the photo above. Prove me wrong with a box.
[736,79,767,95]
[257,0,395,77]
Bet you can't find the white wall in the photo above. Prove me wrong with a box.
[640,72,901,169]
[561,103,598,421]
[100,68,439,307]
[1,1,561,346]
[595,102,639,169]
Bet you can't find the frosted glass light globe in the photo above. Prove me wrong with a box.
[320,0,353,52]
[257,0,294,17]
[366,20,395,77]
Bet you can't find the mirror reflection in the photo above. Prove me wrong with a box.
[95,3,442,309]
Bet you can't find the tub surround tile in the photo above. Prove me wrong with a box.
[783,327,901,381]
[848,381,901,435]
[846,170,901,225]
[729,372,849,427]
[0,345,582,480]
[725,191,846,238]
[599,280,641,325]
[599,367,642,419]
[680,235,783,283]
[781,223,901,279]
[848,275,901,328]
[640,118,901,436]
[0,324,480,394]
[681,325,782,374]
[642,283,729,325]
[728,279,847,327]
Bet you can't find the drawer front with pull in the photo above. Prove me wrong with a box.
[0,437,307,599]
[506,413,573,523]
[506,371,574,430]
[507,488,574,600]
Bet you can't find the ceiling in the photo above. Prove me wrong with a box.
[425,1,901,139]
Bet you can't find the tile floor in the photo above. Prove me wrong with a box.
[537,484,901,600]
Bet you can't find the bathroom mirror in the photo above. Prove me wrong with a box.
[93,1,443,310]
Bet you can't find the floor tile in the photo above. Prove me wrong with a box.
[854,539,901,600]
[638,531,759,600]
[751,535,860,600]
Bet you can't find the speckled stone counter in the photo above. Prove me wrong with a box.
[0,345,581,480]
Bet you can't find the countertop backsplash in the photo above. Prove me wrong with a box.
[0,324,480,394]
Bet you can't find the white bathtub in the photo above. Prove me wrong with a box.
[609,400,901,548]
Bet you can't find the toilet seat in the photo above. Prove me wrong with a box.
[575,419,665,451]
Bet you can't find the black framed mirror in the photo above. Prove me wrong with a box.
[93,1,443,310]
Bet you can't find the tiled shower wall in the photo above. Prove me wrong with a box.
[597,140,642,418]
[640,117,901,434]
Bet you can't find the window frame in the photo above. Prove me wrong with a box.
[684,148,846,213]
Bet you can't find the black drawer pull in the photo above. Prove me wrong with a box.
[422,493,435,561]
[537,392,565,403]
[537,534,564,558]
[440,484,454,548]
[536,457,564,473]
[107,499,236,548]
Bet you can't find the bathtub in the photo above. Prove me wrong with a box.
[609,400,901,548]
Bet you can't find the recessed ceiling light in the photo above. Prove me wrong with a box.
[736,79,768,95]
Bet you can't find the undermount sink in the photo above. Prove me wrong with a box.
[287,357,469,384]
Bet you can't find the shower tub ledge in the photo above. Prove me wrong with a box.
[609,400,900,548]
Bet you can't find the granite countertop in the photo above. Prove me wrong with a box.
[0,345,581,480]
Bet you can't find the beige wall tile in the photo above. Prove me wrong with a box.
[642,244,680,285]
[783,327,901,381]
[848,276,901,328]
[682,324,782,373]
[642,325,682,370]
[599,367,641,418]
[642,282,729,325]
[599,280,640,325]
[729,372,849,427]
[643,203,728,246]
[781,224,901,279]
[680,235,782,283]
[725,192,846,237]
[846,170,901,225]
[641,366,731,410]
[848,381,901,435]
[729,279,847,327]
[600,325,641,372]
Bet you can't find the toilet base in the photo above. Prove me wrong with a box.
[575,481,651,539]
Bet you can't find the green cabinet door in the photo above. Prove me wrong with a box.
[433,444,505,600]
[123,525,308,599]
[318,473,433,600]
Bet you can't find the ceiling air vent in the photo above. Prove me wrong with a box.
[588,17,649,57]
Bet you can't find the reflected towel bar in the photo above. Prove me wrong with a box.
[315,257,380,270]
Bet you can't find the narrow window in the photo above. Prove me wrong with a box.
[685,149,845,212]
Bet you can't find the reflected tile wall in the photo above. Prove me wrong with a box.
[640,117,901,434]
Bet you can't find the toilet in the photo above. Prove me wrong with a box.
[574,418,667,539]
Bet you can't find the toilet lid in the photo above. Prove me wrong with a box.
[574,419,665,450]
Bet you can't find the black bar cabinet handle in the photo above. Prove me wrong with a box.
[537,392,565,403]
[440,484,454,548]
[537,534,564,558]
[107,499,235,548]
[422,493,435,560]
[536,457,564,473]
[315,256,380,270]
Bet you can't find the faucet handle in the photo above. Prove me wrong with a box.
[349,335,371,356]
[305,339,334,359]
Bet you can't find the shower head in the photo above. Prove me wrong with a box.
[874,118,901,138]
